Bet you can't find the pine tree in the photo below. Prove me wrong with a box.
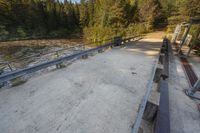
[79,0,89,27]
[139,0,164,29]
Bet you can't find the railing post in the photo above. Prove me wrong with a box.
[171,24,181,43]
[185,79,200,100]
[56,51,60,68]
[113,36,122,46]
[7,63,13,71]
[178,24,192,54]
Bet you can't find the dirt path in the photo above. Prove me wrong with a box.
[0,38,83,47]
[144,31,166,40]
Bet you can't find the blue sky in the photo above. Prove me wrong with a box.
[71,0,80,2]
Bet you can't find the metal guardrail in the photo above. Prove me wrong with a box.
[0,37,117,67]
[0,36,140,84]
[131,38,170,133]
[131,50,160,133]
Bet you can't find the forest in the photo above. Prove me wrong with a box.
[0,0,199,43]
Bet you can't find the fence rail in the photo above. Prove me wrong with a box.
[0,36,140,84]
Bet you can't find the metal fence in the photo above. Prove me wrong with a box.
[0,35,141,84]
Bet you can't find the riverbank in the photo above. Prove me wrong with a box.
[0,38,83,47]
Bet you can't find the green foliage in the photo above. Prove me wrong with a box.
[165,0,200,55]
[178,0,200,18]
[79,0,166,44]
[166,0,200,34]
[189,25,200,37]
[126,23,149,35]
[0,0,80,40]
[83,26,115,46]
[2,0,194,45]
[139,0,166,29]
[0,25,9,39]
[17,27,26,38]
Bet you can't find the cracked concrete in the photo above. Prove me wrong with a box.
[169,45,200,133]
[0,39,161,133]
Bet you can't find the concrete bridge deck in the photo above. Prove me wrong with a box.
[169,43,200,133]
[0,38,161,133]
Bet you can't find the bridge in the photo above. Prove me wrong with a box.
[0,32,200,133]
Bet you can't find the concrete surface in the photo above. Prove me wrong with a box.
[169,44,200,133]
[0,39,161,133]
[181,45,200,77]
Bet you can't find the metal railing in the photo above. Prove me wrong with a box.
[131,38,170,133]
[0,36,140,84]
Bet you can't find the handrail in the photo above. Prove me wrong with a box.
[0,36,139,84]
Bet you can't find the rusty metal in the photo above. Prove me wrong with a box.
[180,57,198,87]
[174,43,198,87]
[155,38,170,133]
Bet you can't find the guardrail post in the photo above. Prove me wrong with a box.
[7,63,13,71]
[82,54,88,59]
[185,79,200,100]
[171,24,181,43]
[113,36,122,46]
[178,24,192,54]
[56,51,61,68]
[98,49,104,53]
[0,69,5,88]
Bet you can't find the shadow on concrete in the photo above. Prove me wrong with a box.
[123,40,162,57]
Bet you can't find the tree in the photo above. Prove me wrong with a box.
[139,0,165,29]
[79,0,89,27]
[0,0,81,39]
[179,0,200,18]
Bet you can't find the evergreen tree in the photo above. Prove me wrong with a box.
[139,0,165,29]
[0,0,81,39]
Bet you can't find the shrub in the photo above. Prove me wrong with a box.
[83,26,115,46]
[17,27,26,38]
[126,23,150,36]
[0,25,9,40]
